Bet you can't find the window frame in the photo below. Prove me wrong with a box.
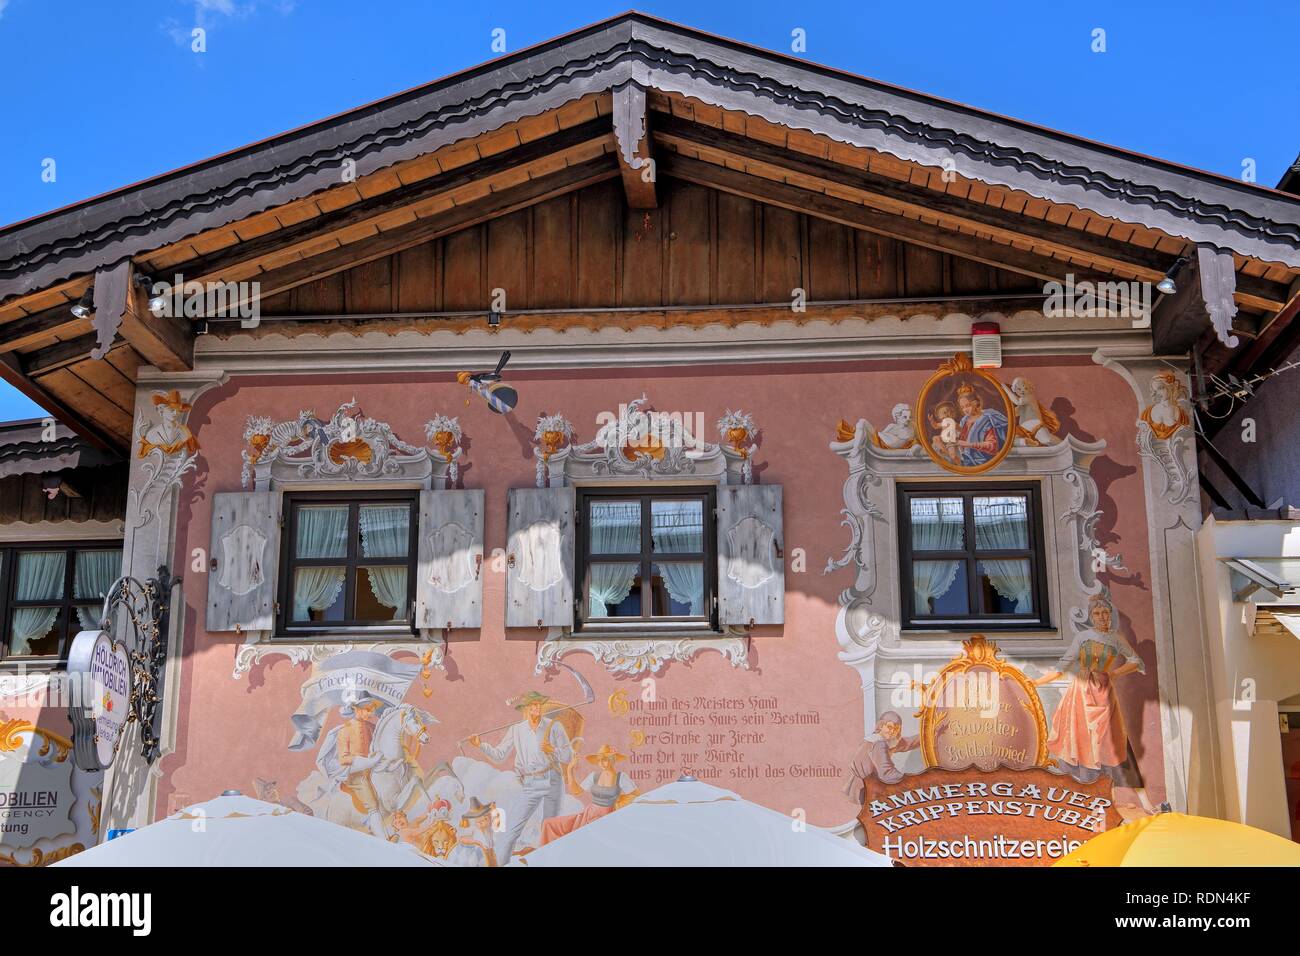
[0,539,124,667]
[896,481,1051,631]
[574,485,719,634]
[275,490,419,639]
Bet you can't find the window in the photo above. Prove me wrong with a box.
[576,487,717,631]
[277,492,417,637]
[0,542,123,664]
[897,483,1049,630]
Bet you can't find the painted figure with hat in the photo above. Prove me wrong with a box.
[449,797,499,867]
[138,389,199,459]
[842,710,921,803]
[540,743,639,844]
[335,693,385,836]
[468,689,573,860]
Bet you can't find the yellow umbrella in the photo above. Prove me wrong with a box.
[1055,812,1300,867]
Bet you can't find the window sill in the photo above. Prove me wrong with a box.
[571,628,726,640]
[0,659,66,672]
[273,627,418,642]
[901,624,1057,636]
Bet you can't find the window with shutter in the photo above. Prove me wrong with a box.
[207,490,281,634]
[505,487,575,629]
[415,489,484,630]
[716,484,784,627]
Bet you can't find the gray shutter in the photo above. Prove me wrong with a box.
[505,487,575,628]
[416,489,485,630]
[207,491,281,632]
[717,484,784,626]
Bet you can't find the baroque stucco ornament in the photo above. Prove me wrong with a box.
[530,395,757,677]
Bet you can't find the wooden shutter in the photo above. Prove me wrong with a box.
[415,489,484,630]
[717,484,784,626]
[207,491,281,633]
[505,487,575,628]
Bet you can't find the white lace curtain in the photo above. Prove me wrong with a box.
[359,505,409,619]
[589,502,640,616]
[11,552,66,654]
[293,506,348,621]
[74,549,122,631]
[974,497,1033,613]
[910,498,964,613]
[651,503,704,615]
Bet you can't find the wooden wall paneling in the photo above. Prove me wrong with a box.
[442,226,484,311]
[531,195,573,308]
[345,257,394,313]
[396,243,438,312]
[903,244,945,297]
[292,272,345,315]
[854,232,897,299]
[666,180,712,305]
[808,217,854,300]
[620,191,664,307]
[950,255,995,295]
[760,205,802,302]
[487,210,531,312]
[575,180,619,308]
[715,192,756,304]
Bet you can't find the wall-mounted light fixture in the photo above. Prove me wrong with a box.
[1156,256,1188,296]
[70,287,95,318]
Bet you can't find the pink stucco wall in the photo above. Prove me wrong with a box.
[158,354,1164,826]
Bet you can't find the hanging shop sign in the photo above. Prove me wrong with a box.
[66,567,180,773]
[67,630,131,772]
[856,636,1122,866]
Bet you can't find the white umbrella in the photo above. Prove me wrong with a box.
[515,777,893,867]
[55,792,441,867]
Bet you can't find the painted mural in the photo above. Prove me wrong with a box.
[0,714,102,866]
[130,351,1173,867]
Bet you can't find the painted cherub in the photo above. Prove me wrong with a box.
[870,402,917,450]
[1004,376,1061,446]
[927,400,961,464]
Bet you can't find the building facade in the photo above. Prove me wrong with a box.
[2,14,1299,865]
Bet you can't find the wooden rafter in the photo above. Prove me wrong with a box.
[613,84,657,209]
[654,115,1291,313]
[658,152,1113,286]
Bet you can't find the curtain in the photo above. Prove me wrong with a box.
[974,497,1033,613]
[11,551,66,655]
[588,502,640,616]
[910,498,963,613]
[74,549,122,631]
[359,505,409,619]
[292,507,347,621]
[651,502,704,615]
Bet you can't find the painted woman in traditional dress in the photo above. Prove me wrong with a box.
[954,384,1009,468]
[1140,371,1191,440]
[1034,593,1155,813]
[539,744,638,844]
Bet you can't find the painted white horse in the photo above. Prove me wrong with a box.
[298,703,440,837]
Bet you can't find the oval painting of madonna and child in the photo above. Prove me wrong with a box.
[916,353,1016,475]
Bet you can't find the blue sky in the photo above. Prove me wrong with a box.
[1,0,1297,420]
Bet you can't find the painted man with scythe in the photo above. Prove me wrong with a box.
[468,690,574,861]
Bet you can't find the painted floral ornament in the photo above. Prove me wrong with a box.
[424,414,463,486]
[533,412,575,486]
[717,409,758,482]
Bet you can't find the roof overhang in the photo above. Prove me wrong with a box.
[4,11,1300,305]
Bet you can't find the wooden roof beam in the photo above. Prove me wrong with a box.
[217,154,621,315]
[613,84,657,209]
[0,353,123,454]
[653,115,1292,313]
[92,261,193,371]
[161,118,614,287]
[659,152,1113,286]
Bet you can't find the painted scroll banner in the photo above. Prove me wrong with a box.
[860,767,1120,866]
